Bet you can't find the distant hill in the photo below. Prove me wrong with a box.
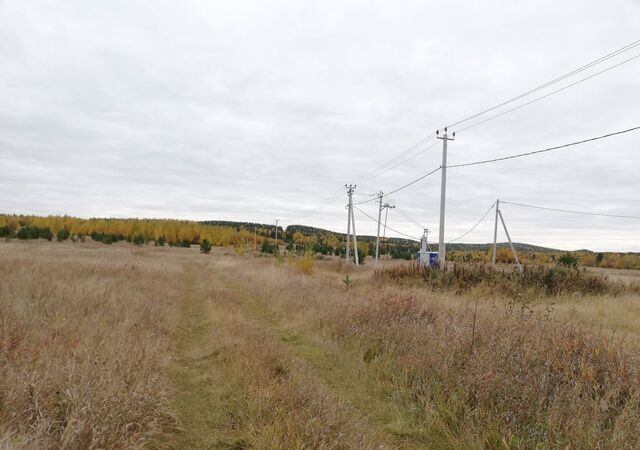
[199,220,567,252]
[200,220,273,231]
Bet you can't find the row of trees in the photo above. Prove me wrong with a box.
[446,248,640,270]
[0,214,417,263]
[3,214,636,269]
[0,215,269,248]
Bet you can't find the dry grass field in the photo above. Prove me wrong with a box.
[1,240,640,449]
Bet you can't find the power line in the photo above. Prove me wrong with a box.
[283,186,345,223]
[454,53,640,133]
[447,125,640,169]
[357,140,439,185]
[293,42,640,228]
[501,201,640,220]
[395,206,426,230]
[380,166,442,198]
[447,202,496,244]
[353,166,442,205]
[446,38,640,130]
[353,205,419,240]
[358,39,640,187]
[353,133,437,184]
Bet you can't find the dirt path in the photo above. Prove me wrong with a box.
[170,266,229,449]
[214,263,427,449]
[170,261,390,448]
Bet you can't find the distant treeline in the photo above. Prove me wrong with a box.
[0,215,263,247]
[0,215,420,261]
[446,248,640,270]
[2,215,638,268]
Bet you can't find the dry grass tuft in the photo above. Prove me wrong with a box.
[295,253,316,275]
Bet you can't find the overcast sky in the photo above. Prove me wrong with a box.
[1,1,639,251]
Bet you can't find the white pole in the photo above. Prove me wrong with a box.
[345,185,353,263]
[351,198,360,266]
[498,210,523,272]
[492,199,500,265]
[437,129,454,269]
[382,203,394,259]
[375,192,383,263]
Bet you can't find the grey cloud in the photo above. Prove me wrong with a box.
[1,0,639,251]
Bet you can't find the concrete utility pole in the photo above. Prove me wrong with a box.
[375,191,384,263]
[492,199,500,266]
[381,202,395,258]
[498,210,523,272]
[344,184,359,266]
[351,201,359,266]
[436,128,455,269]
[274,219,279,254]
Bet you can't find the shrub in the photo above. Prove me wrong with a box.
[15,226,52,240]
[261,242,276,254]
[132,235,145,246]
[0,226,11,238]
[180,239,192,248]
[157,236,166,247]
[295,253,315,275]
[16,227,29,239]
[557,253,578,268]
[200,239,212,254]
[90,232,123,245]
[39,227,53,241]
[56,228,71,241]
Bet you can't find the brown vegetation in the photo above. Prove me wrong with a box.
[374,261,637,297]
[1,241,639,448]
[0,241,180,448]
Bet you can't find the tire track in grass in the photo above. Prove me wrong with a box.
[171,262,388,449]
[215,265,427,449]
[170,266,231,449]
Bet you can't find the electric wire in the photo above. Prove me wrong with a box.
[501,201,640,220]
[358,40,640,187]
[356,139,439,185]
[447,202,496,244]
[294,42,640,226]
[357,141,440,186]
[395,206,426,230]
[353,133,437,184]
[454,53,640,133]
[353,205,419,240]
[354,166,442,206]
[446,38,640,130]
[446,126,640,169]
[283,186,345,223]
